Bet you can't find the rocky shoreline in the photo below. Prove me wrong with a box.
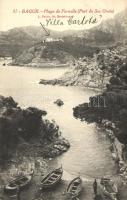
[39,48,126,90]
[0,95,70,199]
[0,87,127,199]
[11,62,69,68]
[72,46,127,199]
[0,95,70,163]
[100,121,127,184]
[39,57,109,89]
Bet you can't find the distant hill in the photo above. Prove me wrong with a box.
[0,8,126,60]
[0,26,82,58]
[0,27,36,57]
[85,8,127,44]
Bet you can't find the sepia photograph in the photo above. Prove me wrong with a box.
[0,0,127,199]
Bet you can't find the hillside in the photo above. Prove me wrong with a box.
[0,26,82,58]
[73,46,127,144]
[83,8,127,45]
[0,8,127,66]
[39,9,127,85]
[0,95,70,161]
[39,45,127,88]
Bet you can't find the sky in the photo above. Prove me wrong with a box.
[0,0,127,31]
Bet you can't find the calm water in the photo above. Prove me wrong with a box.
[0,66,116,180]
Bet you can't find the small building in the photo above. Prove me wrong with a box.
[45,37,63,42]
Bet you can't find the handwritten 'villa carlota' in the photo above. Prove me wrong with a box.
[44,15,102,26]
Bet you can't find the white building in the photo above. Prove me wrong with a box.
[45,37,63,42]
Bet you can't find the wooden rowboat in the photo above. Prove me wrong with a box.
[41,167,63,189]
[66,177,82,199]
[100,177,118,200]
[4,170,34,193]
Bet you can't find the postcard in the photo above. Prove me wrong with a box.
[0,0,127,199]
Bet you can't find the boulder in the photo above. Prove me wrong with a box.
[54,99,64,106]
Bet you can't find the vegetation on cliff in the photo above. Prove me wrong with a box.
[1,8,127,58]
[12,41,75,66]
[40,45,126,88]
[0,95,69,161]
[73,46,127,144]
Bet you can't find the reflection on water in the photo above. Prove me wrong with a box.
[0,66,116,180]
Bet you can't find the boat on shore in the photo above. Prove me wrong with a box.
[4,170,34,193]
[100,177,118,200]
[41,166,63,189]
[66,176,82,199]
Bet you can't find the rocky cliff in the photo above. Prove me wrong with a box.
[40,45,127,88]
[0,95,70,162]
[73,48,127,145]
[12,41,74,66]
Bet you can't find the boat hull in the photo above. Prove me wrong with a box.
[66,177,82,199]
[4,171,34,193]
[41,167,63,189]
[100,178,118,200]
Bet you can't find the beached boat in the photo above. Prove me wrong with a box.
[41,167,63,189]
[100,177,118,200]
[4,170,34,193]
[66,177,82,199]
